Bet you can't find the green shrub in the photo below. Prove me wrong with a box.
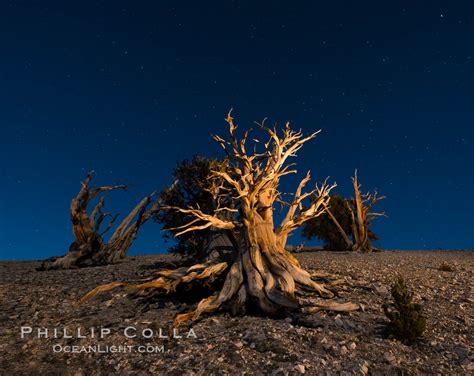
[438,262,454,272]
[383,276,427,343]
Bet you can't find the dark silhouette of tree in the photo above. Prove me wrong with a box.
[302,194,353,251]
[154,156,232,259]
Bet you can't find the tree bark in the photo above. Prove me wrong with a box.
[80,112,359,324]
[347,170,385,252]
[44,172,159,269]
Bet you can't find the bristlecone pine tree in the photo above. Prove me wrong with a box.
[80,111,359,325]
[319,170,385,252]
[44,172,160,269]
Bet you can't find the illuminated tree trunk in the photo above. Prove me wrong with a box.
[44,172,160,269]
[347,170,385,252]
[81,112,358,324]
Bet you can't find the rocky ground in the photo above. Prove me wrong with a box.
[0,251,473,375]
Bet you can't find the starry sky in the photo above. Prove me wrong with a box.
[1,1,473,260]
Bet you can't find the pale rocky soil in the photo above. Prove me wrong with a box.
[0,251,473,375]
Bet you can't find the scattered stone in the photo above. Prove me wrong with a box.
[374,284,389,294]
[360,361,369,375]
[1,251,472,375]
[454,345,469,359]
[334,314,344,327]
[293,315,323,328]
[294,364,305,374]
[234,341,244,349]
[384,352,396,364]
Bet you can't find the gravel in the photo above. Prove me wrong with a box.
[0,251,473,375]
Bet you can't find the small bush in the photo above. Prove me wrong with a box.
[438,262,454,272]
[383,276,427,343]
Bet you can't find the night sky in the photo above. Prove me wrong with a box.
[1,1,473,260]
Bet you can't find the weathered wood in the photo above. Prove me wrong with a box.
[346,170,386,252]
[81,111,358,323]
[44,172,159,269]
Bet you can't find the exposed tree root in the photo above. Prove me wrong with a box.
[78,261,228,305]
[79,250,358,326]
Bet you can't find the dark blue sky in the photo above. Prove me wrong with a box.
[1,1,473,260]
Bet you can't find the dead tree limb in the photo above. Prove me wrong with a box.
[322,202,354,249]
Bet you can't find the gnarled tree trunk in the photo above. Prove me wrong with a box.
[80,112,358,325]
[347,170,385,252]
[44,172,160,269]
